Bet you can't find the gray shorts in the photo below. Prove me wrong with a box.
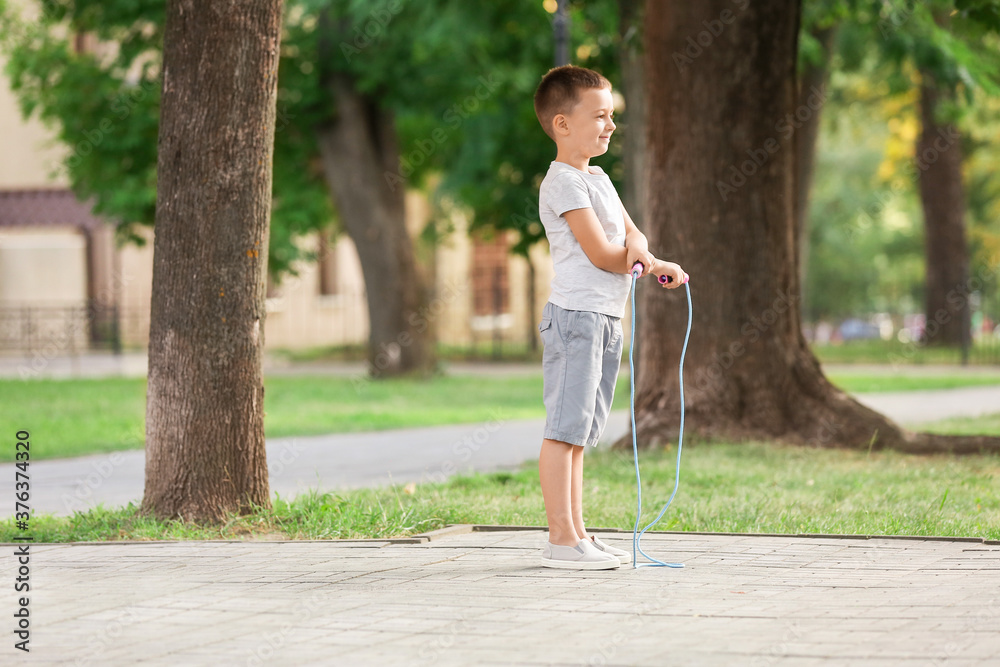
[538,301,624,447]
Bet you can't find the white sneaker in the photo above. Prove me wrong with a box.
[590,535,632,565]
[540,539,621,570]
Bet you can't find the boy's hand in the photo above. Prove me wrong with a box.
[652,260,688,289]
[626,246,655,277]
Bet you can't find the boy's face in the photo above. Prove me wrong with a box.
[553,86,616,158]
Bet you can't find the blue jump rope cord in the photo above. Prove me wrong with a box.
[629,275,692,569]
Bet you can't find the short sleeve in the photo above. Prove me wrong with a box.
[547,172,593,218]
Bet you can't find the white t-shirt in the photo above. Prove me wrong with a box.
[538,160,630,318]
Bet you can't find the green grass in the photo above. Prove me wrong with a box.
[4,370,1000,461]
[274,342,543,363]
[812,338,1000,365]
[825,372,1000,393]
[919,412,1000,436]
[280,339,1000,366]
[0,378,149,460]
[261,374,573,436]
[4,439,998,543]
[0,375,589,461]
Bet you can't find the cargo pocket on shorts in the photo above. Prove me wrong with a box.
[609,320,624,357]
[539,312,563,355]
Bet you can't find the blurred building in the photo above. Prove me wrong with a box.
[0,14,552,361]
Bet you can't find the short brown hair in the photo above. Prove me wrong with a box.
[533,65,611,140]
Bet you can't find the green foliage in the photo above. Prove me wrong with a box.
[3,0,996,310]
[0,0,580,277]
[801,1,1000,322]
[0,0,162,247]
[836,0,1000,109]
[436,0,624,256]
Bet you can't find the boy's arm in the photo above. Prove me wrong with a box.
[563,207,634,274]
[621,204,653,275]
[622,204,648,252]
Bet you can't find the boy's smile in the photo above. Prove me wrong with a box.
[554,86,616,169]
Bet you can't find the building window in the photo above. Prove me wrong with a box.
[317,228,338,296]
[472,230,509,317]
[266,273,280,299]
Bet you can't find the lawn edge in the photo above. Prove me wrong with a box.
[3,523,996,546]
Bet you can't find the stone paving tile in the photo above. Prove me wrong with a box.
[2,529,999,666]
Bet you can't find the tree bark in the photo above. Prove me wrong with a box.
[627,0,999,455]
[917,72,971,350]
[142,0,282,521]
[619,0,647,227]
[619,0,646,380]
[527,256,538,353]
[314,10,434,378]
[314,71,435,378]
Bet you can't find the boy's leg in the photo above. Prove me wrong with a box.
[571,443,588,541]
[539,438,577,546]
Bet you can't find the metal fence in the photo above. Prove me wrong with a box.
[964,337,1000,365]
[0,302,124,356]
[1,302,996,365]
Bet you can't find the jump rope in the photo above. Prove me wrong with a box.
[627,261,692,569]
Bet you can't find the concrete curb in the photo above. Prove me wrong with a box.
[6,523,996,546]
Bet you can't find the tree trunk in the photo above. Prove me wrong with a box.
[917,72,971,350]
[619,0,646,381]
[619,0,647,227]
[794,25,837,316]
[142,0,282,521]
[314,10,434,378]
[314,71,435,378]
[527,255,538,353]
[627,0,999,455]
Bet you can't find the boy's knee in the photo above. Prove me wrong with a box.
[542,437,574,450]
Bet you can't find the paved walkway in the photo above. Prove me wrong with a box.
[3,527,998,666]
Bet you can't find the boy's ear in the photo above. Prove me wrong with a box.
[552,113,569,136]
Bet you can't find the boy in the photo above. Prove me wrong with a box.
[533,65,687,569]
